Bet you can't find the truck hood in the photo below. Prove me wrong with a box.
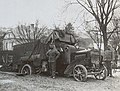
[66,45,91,54]
[75,49,91,54]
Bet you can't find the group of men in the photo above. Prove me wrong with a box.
[46,43,116,79]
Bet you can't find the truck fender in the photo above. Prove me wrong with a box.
[64,60,81,75]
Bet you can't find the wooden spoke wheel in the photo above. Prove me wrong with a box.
[20,64,32,75]
[73,65,87,82]
[94,65,107,80]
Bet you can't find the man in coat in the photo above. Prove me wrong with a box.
[46,44,60,78]
[104,46,113,77]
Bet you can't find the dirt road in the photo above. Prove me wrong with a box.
[0,71,120,91]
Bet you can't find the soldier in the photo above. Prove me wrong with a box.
[46,44,60,78]
[103,46,113,77]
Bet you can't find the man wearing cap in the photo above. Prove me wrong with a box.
[46,44,60,78]
[104,46,113,77]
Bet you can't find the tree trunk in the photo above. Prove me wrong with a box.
[101,24,108,50]
[103,35,108,50]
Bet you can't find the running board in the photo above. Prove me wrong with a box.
[87,72,101,75]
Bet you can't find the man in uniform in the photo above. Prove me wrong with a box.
[104,46,113,77]
[46,44,60,78]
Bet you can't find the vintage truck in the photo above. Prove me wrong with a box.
[11,29,107,81]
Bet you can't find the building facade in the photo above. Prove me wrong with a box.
[2,30,17,50]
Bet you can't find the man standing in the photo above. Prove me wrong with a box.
[46,44,60,78]
[104,46,113,77]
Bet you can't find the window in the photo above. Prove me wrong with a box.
[12,41,14,47]
[8,34,10,38]
[6,42,8,50]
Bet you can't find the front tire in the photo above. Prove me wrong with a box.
[73,65,87,82]
[94,65,107,80]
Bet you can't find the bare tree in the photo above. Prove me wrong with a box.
[67,0,120,50]
[11,20,47,44]
[109,17,120,48]
[87,30,102,49]
[0,32,7,50]
[84,19,102,50]
[84,20,103,61]
[109,17,120,60]
[0,33,6,41]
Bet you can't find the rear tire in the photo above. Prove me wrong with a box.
[20,64,32,75]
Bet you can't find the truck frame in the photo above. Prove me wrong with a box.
[11,29,107,81]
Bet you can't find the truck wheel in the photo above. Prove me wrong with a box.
[20,64,32,75]
[73,65,87,82]
[94,65,107,80]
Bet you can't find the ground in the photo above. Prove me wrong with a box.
[0,70,120,91]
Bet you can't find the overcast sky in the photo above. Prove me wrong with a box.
[0,0,61,27]
[0,0,87,28]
